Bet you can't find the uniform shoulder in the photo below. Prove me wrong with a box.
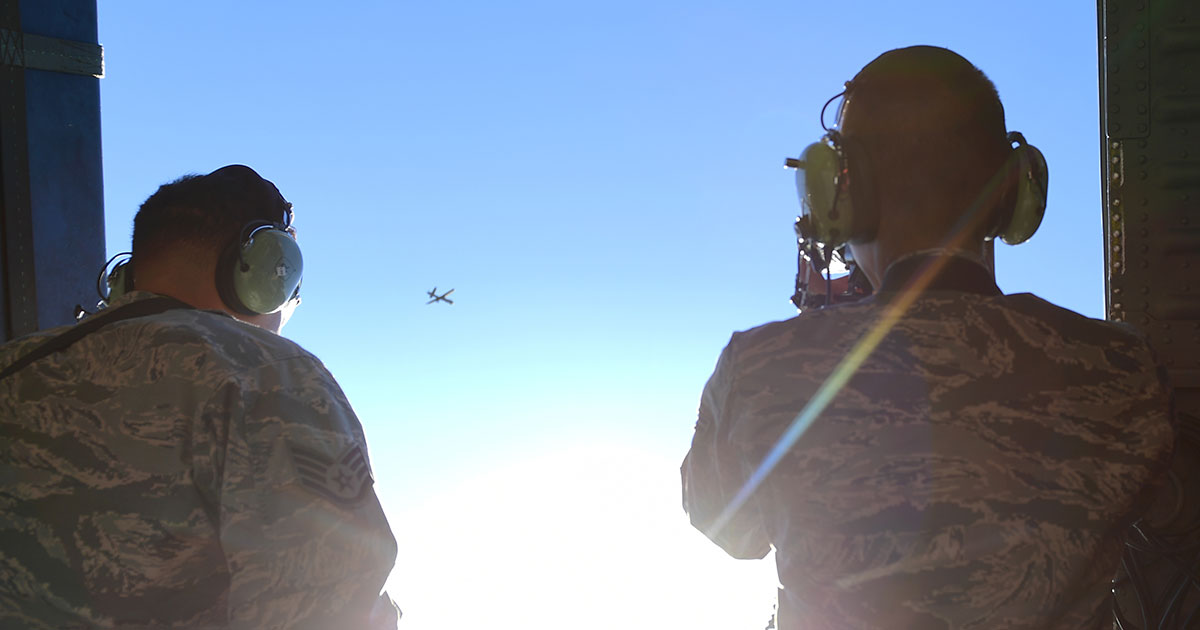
[0,304,316,377]
[66,291,324,373]
[148,307,320,371]
[0,324,73,371]
[727,300,876,360]
[1000,292,1151,348]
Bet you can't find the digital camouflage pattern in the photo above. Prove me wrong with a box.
[683,258,1175,630]
[0,291,399,629]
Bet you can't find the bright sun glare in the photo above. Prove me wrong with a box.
[383,442,779,629]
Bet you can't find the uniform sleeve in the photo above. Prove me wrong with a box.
[681,339,771,560]
[215,356,400,630]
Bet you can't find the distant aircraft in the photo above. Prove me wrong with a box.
[426,287,454,305]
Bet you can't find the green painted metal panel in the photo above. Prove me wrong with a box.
[1101,2,1200,626]
[1101,0,1200,386]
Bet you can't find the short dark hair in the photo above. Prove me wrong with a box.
[132,165,291,265]
[842,46,1010,235]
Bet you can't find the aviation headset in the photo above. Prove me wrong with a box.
[785,82,1049,250]
[100,206,303,316]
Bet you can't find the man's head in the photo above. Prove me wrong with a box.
[839,46,1015,284]
[131,165,300,332]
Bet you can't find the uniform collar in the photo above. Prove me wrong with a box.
[105,290,171,309]
[876,249,1002,297]
[105,291,231,319]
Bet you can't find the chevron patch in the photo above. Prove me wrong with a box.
[288,442,373,507]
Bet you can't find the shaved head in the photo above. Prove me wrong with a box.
[841,46,1011,243]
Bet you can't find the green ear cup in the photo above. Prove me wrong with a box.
[229,227,303,314]
[96,253,134,307]
[106,259,133,303]
[998,136,1049,245]
[792,139,855,248]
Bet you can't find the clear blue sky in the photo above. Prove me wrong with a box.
[97,2,1103,627]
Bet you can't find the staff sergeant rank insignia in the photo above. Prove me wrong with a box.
[289,442,374,506]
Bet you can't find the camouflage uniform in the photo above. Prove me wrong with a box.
[682,254,1175,629]
[0,291,399,629]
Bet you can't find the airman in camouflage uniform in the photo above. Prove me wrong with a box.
[0,166,399,629]
[682,48,1175,629]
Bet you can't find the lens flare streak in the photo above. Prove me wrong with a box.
[704,252,965,541]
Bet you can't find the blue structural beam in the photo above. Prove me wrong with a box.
[0,0,104,341]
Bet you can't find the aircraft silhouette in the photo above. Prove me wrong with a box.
[426,287,454,305]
